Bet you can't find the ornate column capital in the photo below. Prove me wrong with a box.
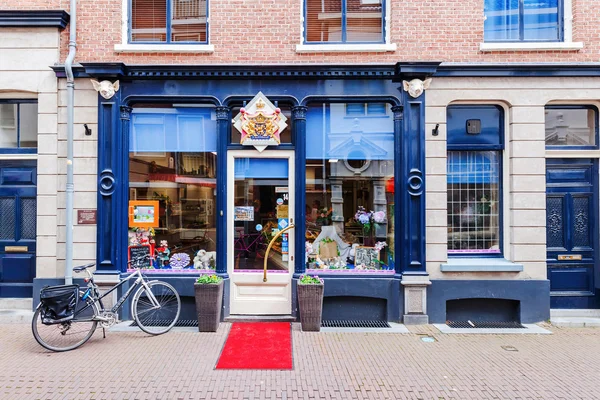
[391,105,403,121]
[215,106,230,120]
[291,105,308,120]
[119,106,132,121]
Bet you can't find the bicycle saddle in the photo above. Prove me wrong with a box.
[72,262,96,272]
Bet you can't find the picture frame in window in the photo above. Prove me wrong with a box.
[354,246,379,269]
[128,200,160,228]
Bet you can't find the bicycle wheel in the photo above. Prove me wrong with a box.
[32,291,99,352]
[131,281,181,335]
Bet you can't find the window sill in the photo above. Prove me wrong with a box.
[114,44,215,53]
[295,43,397,53]
[440,258,523,272]
[479,42,583,52]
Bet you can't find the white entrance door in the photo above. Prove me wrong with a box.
[227,150,295,315]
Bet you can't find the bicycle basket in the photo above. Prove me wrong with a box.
[39,284,79,325]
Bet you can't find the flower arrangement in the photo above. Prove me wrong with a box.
[354,206,386,233]
[196,274,222,284]
[316,207,333,226]
[299,274,324,285]
[354,206,386,245]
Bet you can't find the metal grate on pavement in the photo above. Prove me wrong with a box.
[446,320,525,329]
[321,320,391,328]
[130,319,198,327]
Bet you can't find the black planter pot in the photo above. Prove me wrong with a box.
[194,280,223,332]
[297,283,324,332]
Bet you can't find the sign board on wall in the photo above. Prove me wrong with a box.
[77,209,97,224]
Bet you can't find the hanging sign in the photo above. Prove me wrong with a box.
[232,92,288,152]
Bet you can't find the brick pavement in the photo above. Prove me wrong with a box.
[0,323,599,400]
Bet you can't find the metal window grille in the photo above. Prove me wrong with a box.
[447,151,501,254]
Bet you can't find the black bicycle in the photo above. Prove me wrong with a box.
[32,257,181,352]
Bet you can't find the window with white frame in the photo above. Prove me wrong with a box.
[446,105,504,255]
[0,100,38,150]
[130,0,208,43]
[484,0,562,42]
[304,0,385,44]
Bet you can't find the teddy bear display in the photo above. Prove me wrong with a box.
[194,249,216,269]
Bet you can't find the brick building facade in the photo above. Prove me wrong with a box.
[1,0,599,323]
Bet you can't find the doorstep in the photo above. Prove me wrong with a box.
[550,309,600,327]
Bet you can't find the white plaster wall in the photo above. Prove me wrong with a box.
[425,77,600,281]
[0,27,60,279]
[57,78,98,275]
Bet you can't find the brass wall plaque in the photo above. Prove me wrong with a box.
[558,254,582,261]
[5,246,28,252]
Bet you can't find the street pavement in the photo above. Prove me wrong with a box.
[0,322,599,400]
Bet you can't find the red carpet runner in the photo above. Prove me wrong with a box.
[216,322,293,370]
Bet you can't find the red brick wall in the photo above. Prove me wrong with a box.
[5,0,600,64]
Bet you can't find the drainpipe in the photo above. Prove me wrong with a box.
[64,0,77,285]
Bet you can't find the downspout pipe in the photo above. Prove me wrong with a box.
[64,0,77,285]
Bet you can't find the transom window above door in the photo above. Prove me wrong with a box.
[484,0,562,42]
[304,0,385,44]
[130,0,208,44]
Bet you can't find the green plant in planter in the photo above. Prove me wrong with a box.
[196,274,222,284]
[299,274,324,285]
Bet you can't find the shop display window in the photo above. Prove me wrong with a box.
[446,105,504,255]
[128,105,217,272]
[304,102,395,274]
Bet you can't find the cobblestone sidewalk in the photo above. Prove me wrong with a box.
[0,323,599,400]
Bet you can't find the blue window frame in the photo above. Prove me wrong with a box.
[304,0,385,44]
[545,105,599,149]
[484,0,563,42]
[447,105,505,256]
[130,0,209,44]
[0,100,37,154]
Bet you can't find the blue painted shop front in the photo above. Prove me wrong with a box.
[73,63,434,321]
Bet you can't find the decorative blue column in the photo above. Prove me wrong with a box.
[215,106,230,278]
[392,105,403,278]
[95,96,122,275]
[292,105,308,277]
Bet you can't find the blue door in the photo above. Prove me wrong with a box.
[546,159,600,308]
[0,161,37,298]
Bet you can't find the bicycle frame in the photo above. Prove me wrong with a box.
[77,269,161,321]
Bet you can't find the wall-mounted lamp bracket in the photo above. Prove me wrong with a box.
[84,124,92,136]
[432,123,439,136]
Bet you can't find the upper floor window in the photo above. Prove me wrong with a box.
[484,0,562,42]
[130,0,208,43]
[545,106,598,148]
[0,100,38,151]
[305,0,385,44]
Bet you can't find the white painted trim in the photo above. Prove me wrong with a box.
[118,0,212,52]
[297,0,394,52]
[479,42,583,52]
[227,149,295,315]
[546,150,600,158]
[563,0,574,42]
[440,258,524,272]
[114,44,215,53]
[0,154,37,160]
[480,0,579,52]
[296,43,397,53]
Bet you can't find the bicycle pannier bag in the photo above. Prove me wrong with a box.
[39,284,79,325]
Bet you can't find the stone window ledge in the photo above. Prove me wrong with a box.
[440,258,523,272]
[114,44,215,53]
[480,42,583,52]
[295,43,397,53]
